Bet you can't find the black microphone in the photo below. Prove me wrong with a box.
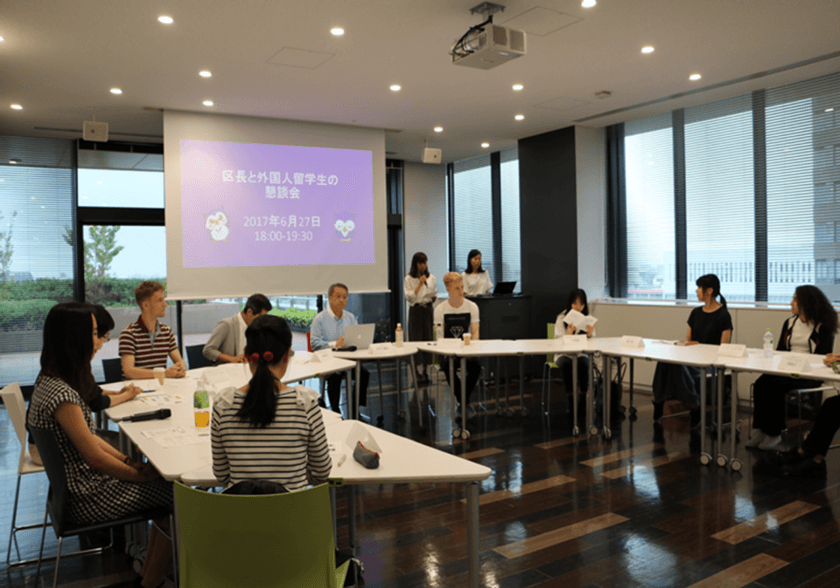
[123,408,172,422]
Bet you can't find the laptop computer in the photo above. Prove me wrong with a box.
[342,324,376,350]
[442,313,472,339]
[493,281,516,295]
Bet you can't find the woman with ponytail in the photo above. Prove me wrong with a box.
[211,314,331,490]
[746,285,837,452]
[652,274,733,428]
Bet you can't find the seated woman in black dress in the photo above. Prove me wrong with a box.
[652,274,732,427]
[27,302,172,588]
[746,285,837,451]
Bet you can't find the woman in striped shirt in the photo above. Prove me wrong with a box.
[211,315,332,491]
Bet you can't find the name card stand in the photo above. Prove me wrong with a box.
[621,335,644,348]
[564,335,588,347]
[718,344,747,358]
[777,355,810,374]
[311,349,333,363]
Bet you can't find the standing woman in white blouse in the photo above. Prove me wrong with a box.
[404,252,437,383]
[461,249,493,296]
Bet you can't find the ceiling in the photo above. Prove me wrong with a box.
[2,0,839,164]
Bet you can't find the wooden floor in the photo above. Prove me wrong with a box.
[2,367,840,588]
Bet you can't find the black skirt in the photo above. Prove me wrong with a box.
[408,303,433,342]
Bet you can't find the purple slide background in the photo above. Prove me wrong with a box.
[180,140,374,268]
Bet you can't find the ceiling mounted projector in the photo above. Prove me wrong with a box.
[451,4,526,71]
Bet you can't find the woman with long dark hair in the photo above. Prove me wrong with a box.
[461,249,493,295]
[652,274,733,427]
[26,302,172,588]
[404,251,437,383]
[553,289,596,411]
[211,314,331,490]
[746,285,838,451]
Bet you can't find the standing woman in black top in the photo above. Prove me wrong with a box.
[746,285,838,451]
[652,274,733,427]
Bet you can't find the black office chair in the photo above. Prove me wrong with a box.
[101,358,123,383]
[29,427,174,588]
[186,344,214,369]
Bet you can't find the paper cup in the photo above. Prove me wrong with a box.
[153,367,165,386]
[463,333,471,346]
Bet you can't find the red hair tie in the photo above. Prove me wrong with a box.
[263,351,274,362]
[249,352,260,363]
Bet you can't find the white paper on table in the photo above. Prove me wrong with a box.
[141,426,207,448]
[564,334,588,347]
[135,394,185,408]
[344,421,383,454]
[777,355,810,373]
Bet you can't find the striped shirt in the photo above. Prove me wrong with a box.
[118,316,177,375]
[211,385,332,491]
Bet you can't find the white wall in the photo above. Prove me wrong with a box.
[575,126,607,299]
[403,162,448,329]
[590,301,840,402]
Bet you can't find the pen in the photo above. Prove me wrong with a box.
[337,455,346,467]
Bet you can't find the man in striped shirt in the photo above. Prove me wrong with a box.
[119,280,187,380]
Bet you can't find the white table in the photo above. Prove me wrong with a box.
[718,350,840,472]
[594,338,724,464]
[111,374,491,588]
[415,338,595,439]
[331,343,422,425]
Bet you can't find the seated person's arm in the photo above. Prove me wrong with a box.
[102,384,143,408]
[720,329,732,345]
[471,322,479,341]
[211,407,230,486]
[824,353,840,367]
[54,402,159,482]
[311,317,343,349]
[121,354,156,380]
[168,349,187,377]
[306,407,332,485]
[204,322,245,363]
[684,327,699,345]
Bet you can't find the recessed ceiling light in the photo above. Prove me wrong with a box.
[582,0,596,7]
[199,70,212,78]
[514,114,524,121]
[481,142,490,148]
[158,15,174,24]
[689,74,701,81]
[9,159,21,164]
[512,84,523,91]
[0,36,5,42]
[390,84,401,92]
[10,104,22,110]
[434,126,443,133]
[826,108,835,112]
[641,46,655,54]
[330,27,345,36]
[96,181,103,184]
[110,88,122,94]
[202,100,214,107]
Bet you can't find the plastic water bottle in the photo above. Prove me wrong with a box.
[193,383,210,428]
[763,328,774,359]
[395,323,403,347]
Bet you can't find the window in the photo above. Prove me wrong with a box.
[499,148,521,290]
[451,155,494,277]
[613,71,840,303]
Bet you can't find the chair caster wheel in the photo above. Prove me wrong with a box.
[572,426,580,436]
[589,426,599,436]
[604,429,612,440]
[700,453,712,465]
[629,406,638,415]
[520,408,528,417]
[731,459,742,472]
[617,405,627,414]
[376,415,384,424]
[461,430,471,440]
[453,428,462,438]
[398,410,406,420]
[505,409,515,417]
[716,455,728,467]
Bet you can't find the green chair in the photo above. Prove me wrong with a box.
[541,322,561,414]
[174,481,349,588]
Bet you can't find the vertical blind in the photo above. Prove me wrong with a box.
[499,147,521,291]
[452,154,495,278]
[621,71,840,303]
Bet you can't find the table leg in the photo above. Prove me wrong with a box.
[330,486,338,541]
[354,363,361,421]
[345,369,353,419]
[571,353,579,436]
[495,357,501,416]
[716,367,726,467]
[730,372,742,471]
[376,360,385,424]
[396,358,404,420]
[461,356,470,439]
[450,356,460,438]
[410,355,421,426]
[601,355,611,438]
[629,359,636,416]
[699,372,711,465]
[504,360,512,417]
[587,354,594,435]
[466,481,480,588]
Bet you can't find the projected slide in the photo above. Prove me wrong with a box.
[180,140,374,268]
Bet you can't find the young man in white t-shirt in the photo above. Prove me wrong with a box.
[434,272,481,418]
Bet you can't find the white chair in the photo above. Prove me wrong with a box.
[1,382,48,567]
